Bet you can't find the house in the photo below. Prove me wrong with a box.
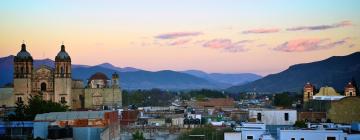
[33,110,119,140]
[248,108,297,125]
[225,122,274,140]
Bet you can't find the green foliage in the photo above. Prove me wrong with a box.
[273,92,297,108]
[8,95,68,121]
[132,130,145,140]
[293,120,307,128]
[177,125,232,140]
[180,89,226,101]
[123,89,176,107]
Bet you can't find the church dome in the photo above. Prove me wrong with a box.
[315,86,341,96]
[88,72,109,87]
[15,43,33,61]
[55,44,71,61]
[89,72,109,81]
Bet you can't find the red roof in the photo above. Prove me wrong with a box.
[196,98,234,108]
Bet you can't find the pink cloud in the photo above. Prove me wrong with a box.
[274,37,352,52]
[242,28,280,34]
[203,39,250,52]
[286,20,352,31]
[168,39,191,46]
[155,32,203,39]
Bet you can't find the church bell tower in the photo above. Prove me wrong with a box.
[13,43,33,104]
[54,44,72,107]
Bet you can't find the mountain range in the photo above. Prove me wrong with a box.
[0,55,261,90]
[227,52,360,93]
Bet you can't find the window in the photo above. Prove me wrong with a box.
[257,113,262,121]
[301,138,304,140]
[41,82,47,91]
[17,97,23,103]
[285,113,289,121]
[60,97,66,104]
[327,137,336,140]
[291,138,295,140]
[247,136,253,140]
[60,67,64,77]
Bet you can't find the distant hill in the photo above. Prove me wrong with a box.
[182,70,262,86]
[0,55,231,90]
[227,52,360,93]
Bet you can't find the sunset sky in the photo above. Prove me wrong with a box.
[1,0,359,76]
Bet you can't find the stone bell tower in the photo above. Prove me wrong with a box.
[13,43,33,104]
[345,82,356,97]
[54,44,72,107]
[303,82,314,102]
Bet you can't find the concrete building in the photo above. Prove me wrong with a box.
[279,128,347,140]
[248,109,297,125]
[33,111,119,140]
[225,122,274,140]
[0,43,122,110]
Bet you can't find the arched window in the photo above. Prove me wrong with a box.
[20,67,24,74]
[41,82,47,91]
[17,96,23,103]
[60,67,64,77]
[60,97,66,104]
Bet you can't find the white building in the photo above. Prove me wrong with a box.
[279,128,347,140]
[225,123,274,140]
[248,109,297,125]
[278,122,360,140]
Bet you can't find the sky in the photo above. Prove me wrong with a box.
[0,0,359,76]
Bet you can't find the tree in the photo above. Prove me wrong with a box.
[7,100,28,121]
[273,92,293,108]
[293,120,307,128]
[8,95,68,121]
[132,130,145,140]
[178,125,231,140]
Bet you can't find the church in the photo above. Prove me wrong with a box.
[7,43,122,110]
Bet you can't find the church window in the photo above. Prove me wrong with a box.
[17,97,23,103]
[60,67,64,77]
[41,82,47,91]
[20,67,24,74]
[60,97,66,104]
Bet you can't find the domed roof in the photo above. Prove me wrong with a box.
[304,82,314,89]
[55,44,71,61]
[315,86,341,96]
[88,72,109,85]
[89,72,109,81]
[15,43,33,61]
[345,82,355,89]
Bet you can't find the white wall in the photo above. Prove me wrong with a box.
[224,132,241,140]
[249,109,297,125]
[279,130,346,140]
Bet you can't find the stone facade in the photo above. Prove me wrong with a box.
[9,43,122,110]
